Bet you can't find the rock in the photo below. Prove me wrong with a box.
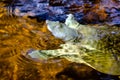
[3,0,120,25]
[49,0,66,6]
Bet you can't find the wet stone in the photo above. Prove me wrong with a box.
[3,0,120,25]
[49,0,66,6]
[107,16,120,26]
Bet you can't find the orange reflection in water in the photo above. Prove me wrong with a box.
[0,5,65,80]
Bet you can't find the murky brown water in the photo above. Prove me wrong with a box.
[0,3,68,80]
[0,2,120,80]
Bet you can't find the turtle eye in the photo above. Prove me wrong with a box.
[59,24,63,28]
[56,25,62,28]
[55,23,62,28]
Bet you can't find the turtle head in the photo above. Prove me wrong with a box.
[46,20,79,41]
[65,14,80,30]
[66,14,74,19]
[46,20,61,32]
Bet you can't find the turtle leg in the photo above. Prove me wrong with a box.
[27,49,60,60]
[27,45,80,60]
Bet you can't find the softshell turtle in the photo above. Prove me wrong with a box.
[28,14,120,75]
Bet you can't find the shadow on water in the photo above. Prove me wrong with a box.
[0,1,120,80]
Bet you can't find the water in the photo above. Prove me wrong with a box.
[0,2,120,80]
[0,3,65,80]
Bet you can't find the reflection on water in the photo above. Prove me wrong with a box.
[0,3,65,80]
[0,2,120,80]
